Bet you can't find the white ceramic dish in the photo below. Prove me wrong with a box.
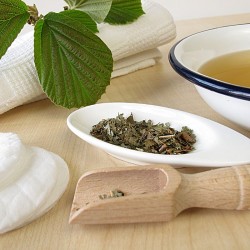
[169,24,250,130]
[67,103,250,167]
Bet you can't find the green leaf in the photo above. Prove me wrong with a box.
[60,10,98,33]
[0,0,29,59]
[105,0,145,24]
[34,11,113,109]
[64,0,112,23]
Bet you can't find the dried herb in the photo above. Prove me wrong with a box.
[99,189,125,200]
[90,113,196,155]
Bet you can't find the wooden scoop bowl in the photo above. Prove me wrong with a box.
[69,164,250,224]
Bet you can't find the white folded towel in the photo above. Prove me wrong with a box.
[112,48,162,78]
[0,0,176,114]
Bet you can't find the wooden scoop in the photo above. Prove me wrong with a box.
[69,164,250,224]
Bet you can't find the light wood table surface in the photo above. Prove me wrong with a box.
[1,13,250,250]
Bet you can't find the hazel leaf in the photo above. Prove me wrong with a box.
[64,0,112,23]
[60,9,98,33]
[0,0,29,59]
[104,0,145,24]
[34,10,113,108]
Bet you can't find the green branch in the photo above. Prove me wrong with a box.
[0,0,144,109]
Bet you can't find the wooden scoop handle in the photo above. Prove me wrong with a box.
[175,164,250,213]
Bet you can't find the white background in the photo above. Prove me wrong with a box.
[155,0,250,20]
[22,0,250,34]
[24,0,250,20]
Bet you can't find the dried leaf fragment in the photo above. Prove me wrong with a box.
[90,113,196,155]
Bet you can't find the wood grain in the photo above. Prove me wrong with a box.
[69,165,250,224]
[0,13,250,250]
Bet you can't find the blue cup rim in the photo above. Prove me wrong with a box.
[168,24,250,101]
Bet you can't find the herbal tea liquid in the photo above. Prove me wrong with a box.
[198,50,250,88]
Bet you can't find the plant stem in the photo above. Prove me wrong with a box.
[27,4,43,25]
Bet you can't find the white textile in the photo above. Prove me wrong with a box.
[0,0,176,114]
